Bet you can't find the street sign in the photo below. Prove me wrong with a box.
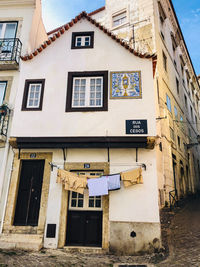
[126,120,148,134]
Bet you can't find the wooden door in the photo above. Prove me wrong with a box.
[14,160,45,226]
[66,171,103,247]
[66,210,102,247]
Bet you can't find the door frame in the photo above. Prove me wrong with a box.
[58,162,109,250]
[3,152,52,235]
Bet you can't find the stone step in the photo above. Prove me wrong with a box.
[0,234,43,251]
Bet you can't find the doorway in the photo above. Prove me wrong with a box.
[14,160,45,226]
[66,171,103,247]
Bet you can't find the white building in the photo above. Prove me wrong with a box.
[0,0,47,233]
[0,12,161,254]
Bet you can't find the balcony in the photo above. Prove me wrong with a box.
[0,104,10,142]
[0,38,22,70]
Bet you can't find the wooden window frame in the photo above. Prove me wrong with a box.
[71,32,94,49]
[66,71,108,112]
[21,79,45,111]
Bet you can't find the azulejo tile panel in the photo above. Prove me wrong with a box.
[110,71,142,99]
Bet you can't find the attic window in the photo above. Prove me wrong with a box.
[71,31,94,49]
[112,11,127,28]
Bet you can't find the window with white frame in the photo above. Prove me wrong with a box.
[22,79,45,111]
[72,77,103,108]
[66,71,108,112]
[27,83,42,108]
[69,171,103,211]
[75,36,90,47]
[0,82,7,105]
[112,11,127,27]
[71,32,94,49]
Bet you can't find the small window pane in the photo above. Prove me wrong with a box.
[34,100,38,106]
[71,199,76,207]
[80,100,85,106]
[90,100,95,106]
[74,93,79,100]
[96,99,101,106]
[73,100,79,106]
[91,79,95,85]
[75,79,80,85]
[72,192,77,198]
[90,93,95,98]
[30,92,34,98]
[96,93,101,98]
[78,199,83,207]
[80,93,85,99]
[81,79,86,85]
[89,199,94,207]
[96,79,102,85]
[29,100,33,106]
[96,199,101,208]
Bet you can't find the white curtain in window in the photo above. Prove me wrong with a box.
[0,83,6,105]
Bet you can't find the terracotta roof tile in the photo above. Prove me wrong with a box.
[21,11,156,61]
[88,6,105,16]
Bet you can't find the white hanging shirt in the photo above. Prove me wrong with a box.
[87,177,108,197]
[102,174,121,191]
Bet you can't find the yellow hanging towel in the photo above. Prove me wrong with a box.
[121,167,143,188]
[57,169,87,194]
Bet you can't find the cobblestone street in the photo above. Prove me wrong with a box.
[0,195,200,267]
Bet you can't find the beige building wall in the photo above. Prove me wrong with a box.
[92,0,200,206]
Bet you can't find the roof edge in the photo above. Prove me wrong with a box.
[21,11,155,62]
[88,6,105,16]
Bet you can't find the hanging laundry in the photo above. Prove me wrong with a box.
[101,174,121,191]
[57,169,87,194]
[121,167,143,188]
[87,176,108,196]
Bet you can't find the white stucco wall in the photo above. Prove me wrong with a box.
[11,19,156,138]
[109,148,160,223]
[42,146,159,250]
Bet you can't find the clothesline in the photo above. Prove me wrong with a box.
[49,162,147,172]
[57,167,143,197]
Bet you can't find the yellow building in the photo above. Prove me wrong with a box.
[89,0,200,206]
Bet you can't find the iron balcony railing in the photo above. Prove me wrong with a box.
[0,38,22,64]
[0,105,11,138]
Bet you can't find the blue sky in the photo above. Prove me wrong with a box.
[41,0,200,75]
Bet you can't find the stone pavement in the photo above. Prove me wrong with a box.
[0,195,200,267]
[156,195,200,267]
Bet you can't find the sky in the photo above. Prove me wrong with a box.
[41,0,200,75]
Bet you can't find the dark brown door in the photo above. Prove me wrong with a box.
[14,160,45,226]
[66,210,102,247]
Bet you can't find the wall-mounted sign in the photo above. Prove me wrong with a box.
[126,120,148,134]
[84,163,90,169]
[30,153,36,158]
[110,71,142,99]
